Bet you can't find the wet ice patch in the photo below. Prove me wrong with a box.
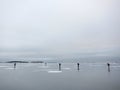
[0,66,9,68]
[38,66,49,68]
[62,68,71,70]
[48,70,62,73]
[89,64,104,67]
[111,66,120,68]
[5,68,15,70]
[24,64,35,67]
[33,70,41,72]
[33,69,51,72]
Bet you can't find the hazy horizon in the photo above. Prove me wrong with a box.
[0,0,120,57]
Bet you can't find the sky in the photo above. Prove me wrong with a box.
[0,0,120,57]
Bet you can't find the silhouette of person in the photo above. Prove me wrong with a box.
[14,63,16,69]
[59,63,61,71]
[45,63,47,66]
[107,63,110,72]
[77,63,80,71]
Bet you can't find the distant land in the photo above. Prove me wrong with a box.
[5,61,44,63]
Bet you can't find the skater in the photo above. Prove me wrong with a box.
[59,63,61,71]
[14,63,16,69]
[45,62,47,66]
[107,63,110,72]
[77,63,80,71]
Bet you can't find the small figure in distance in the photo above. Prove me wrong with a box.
[107,63,110,72]
[107,63,110,67]
[77,63,80,71]
[45,62,47,66]
[14,63,16,69]
[59,63,61,71]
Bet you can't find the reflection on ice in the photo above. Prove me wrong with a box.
[0,62,120,90]
[88,63,105,66]
[62,68,71,70]
[5,68,15,70]
[0,66,9,68]
[38,66,49,68]
[48,70,62,73]
[111,66,120,68]
[33,69,51,72]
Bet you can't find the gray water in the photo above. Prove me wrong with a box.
[0,61,120,90]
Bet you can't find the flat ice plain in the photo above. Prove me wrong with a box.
[0,62,120,90]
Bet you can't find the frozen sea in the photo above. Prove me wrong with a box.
[0,58,120,90]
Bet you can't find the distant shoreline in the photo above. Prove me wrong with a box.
[1,61,44,63]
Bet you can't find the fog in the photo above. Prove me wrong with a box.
[0,0,120,56]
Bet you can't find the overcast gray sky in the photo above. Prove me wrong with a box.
[0,0,120,56]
